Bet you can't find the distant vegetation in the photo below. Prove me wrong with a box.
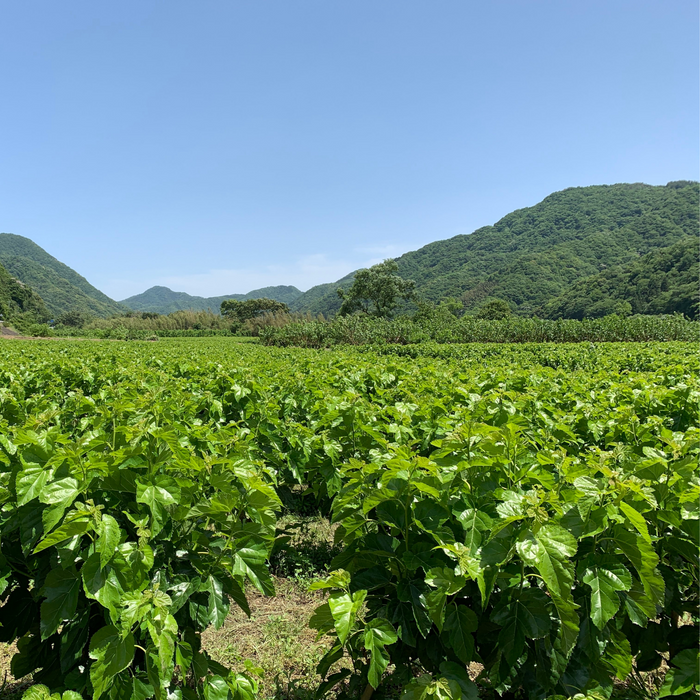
[543,236,698,319]
[289,181,699,317]
[1,181,698,331]
[40,306,322,340]
[260,312,698,347]
[121,284,302,314]
[0,233,125,317]
[0,262,48,326]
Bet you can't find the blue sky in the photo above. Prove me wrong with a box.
[1,1,698,300]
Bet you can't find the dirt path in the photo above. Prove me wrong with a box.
[0,326,20,337]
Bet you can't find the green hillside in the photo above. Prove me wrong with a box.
[0,261,48,323]
[292,181,699,317]
[288,273,354,315]
[121,284,303,314]
[542,237,699,320]
[0,233,125,318]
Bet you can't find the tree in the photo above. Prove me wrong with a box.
[476,299,512,320]
[56,310,91,328]
[220,298,289,323]
[337,259,416,317]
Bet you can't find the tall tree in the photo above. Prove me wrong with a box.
[220,298,289,323]
[337,259,416,317]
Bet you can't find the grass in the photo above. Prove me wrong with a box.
[202,578,339,699]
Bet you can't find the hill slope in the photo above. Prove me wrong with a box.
[542,237,699,320]
[0,234,125,318]
[291,181,699,317]
[0,262,48,323]
[121,285,303,314]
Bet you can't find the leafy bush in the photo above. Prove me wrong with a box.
[26,323,54,337]
[0,373,279,698]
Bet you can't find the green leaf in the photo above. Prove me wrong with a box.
[659,649,699,697]
[328,589,366,645]
[619,502,651,543]
[581,556,632,630]
[605,628,633,681]
[40,566,80,640]
[232,546,275,596]
[206,575,230,629]
[314,670,351,700]
[39,477,80,506]
[456,508,492,554]
[136,476,181,507]
[60,606,89,673]
[439,661,478,700]
[17,465,51,506]
[491,588,551,665]
[21,686,52,700]
[146,612,177,685]
[623,579,656,626]
[364,618,397,688]
[88,625,135,700]
[613,526,665,607]
[97,514,120,568]
[391,603,417,647]
[34,517,92,553]
[444,604,476,664]
[397,579,432,638]
[516,524,579,675]
[82,552,123,621]
[203,675,231,700]
[176,641,193,675]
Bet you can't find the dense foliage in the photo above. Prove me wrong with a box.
[0,262,48,326]
[289,182,699,317]
[48,311,233,340]
[260,313,699,348]
[337,260,416,318]
[121,286,303,316]
[0,234,124,318]
[221,299,290,328]
[543,238,699,320]
[0,338,697,700]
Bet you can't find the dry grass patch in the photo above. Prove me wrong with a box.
[202,578,341,700]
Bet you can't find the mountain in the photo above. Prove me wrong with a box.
[0,261,48,323]
[121,285,303,314]
[290,181,699,317]
[542,237,699,320]
[288,273,354,315]
[0,233,125,318]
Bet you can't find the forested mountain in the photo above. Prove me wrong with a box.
[543,237,699,320]
[121,284,303,314]
[291,181,699,317]
[3,181,697,323]
[0,261,48,323]
[0,233,124,318]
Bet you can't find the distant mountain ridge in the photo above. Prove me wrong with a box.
[0,233,125,318]
[3,180,697,324]
[121,285,303,314]
[289,181,699,317]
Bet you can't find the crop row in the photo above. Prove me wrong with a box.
[260,314,699,347]
[0,339,697,700]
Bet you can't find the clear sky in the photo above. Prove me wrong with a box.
[1,1,698,300]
